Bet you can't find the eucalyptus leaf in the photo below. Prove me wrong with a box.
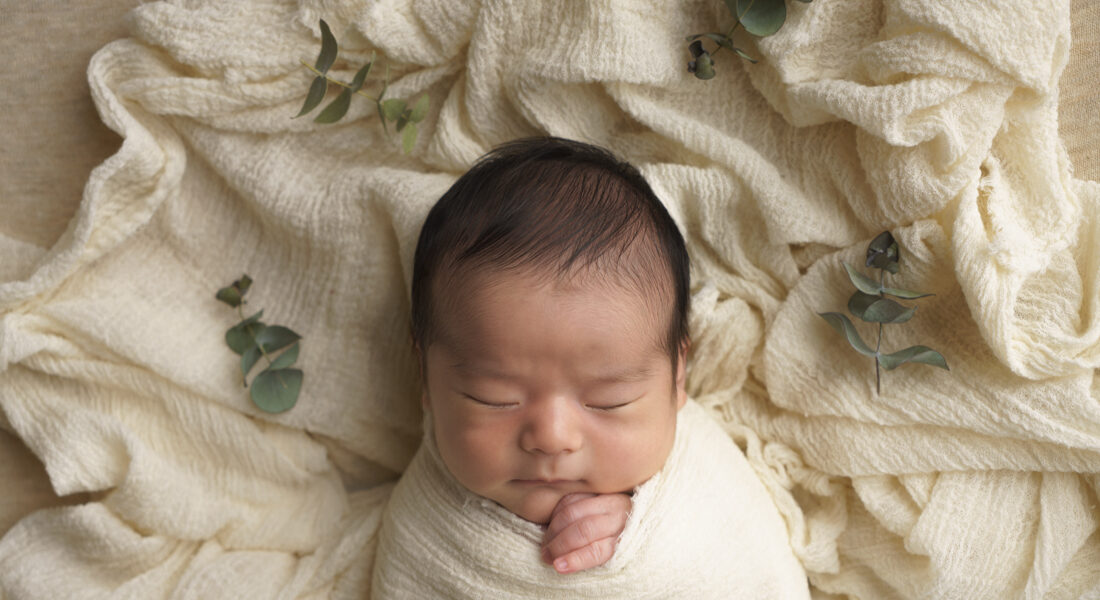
[861,298,916,324]
[818,312,876,356]
[396,111,409,132]
[847,291,879,320]
[255,325,301,353]
[235,275,252,296]
[409,93,430,122]
[268,342,299,370]
[866,231,899,272]
[732,0,787,37]
[877,346,948,371]
[881,286,934,300]
[315,88,352,123]
[250,368,303,413]
[380,98,406,121]
[295,76,328,118]
[241,345,262,382]
[315,19,338,74]
[215,285,242,307]
[349,60,373,93]
[402,122,418,153]
[689,51,716,79]
[225,311,265,355]
[842,262,882,296]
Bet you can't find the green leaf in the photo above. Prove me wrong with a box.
[380,98,406,121]
[866,231,899,273]
[861,298,916,324]
[295,76,328,118]
[689,52,716,79]
[733,48,758,63]
[315,19,338,74]
[255,325,301,353]
[409,93,430,122]
[396,111,409,132]
[215,285,242,308]
[250,369,303,413]
[818,312,876,356]
[225,311,265,355]
[732,0,786,37]
[877,346,949,371]
[216,275,252,307]
[314,88,351,123]
[847,291,880,320]
[349,59,373,93]
[241,345,262,382]
[268,342,299,370]
[843,262,882,295]
[881,286,934,300]
[402,122,418,153]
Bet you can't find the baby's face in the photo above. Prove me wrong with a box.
[422,268,686,525]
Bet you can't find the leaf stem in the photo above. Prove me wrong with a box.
[299,59,379,102]
[710,21,743,57]
[874,269,886,396]
[238,303,273,368]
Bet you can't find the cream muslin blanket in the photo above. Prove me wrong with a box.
[1,0,1099,598]
[372,399,810,599]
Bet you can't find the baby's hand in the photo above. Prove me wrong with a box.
[540,492,632,575]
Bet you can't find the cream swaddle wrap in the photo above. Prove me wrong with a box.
[371,399,809,598]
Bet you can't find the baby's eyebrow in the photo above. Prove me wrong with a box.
[588,366,655,384]
[449,360,519,381]
[448,361,654,384]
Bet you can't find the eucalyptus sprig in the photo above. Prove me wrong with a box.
[687,0,812,79]
[818,232,949,395]
[296,19,429,154]
[216,275,304,413]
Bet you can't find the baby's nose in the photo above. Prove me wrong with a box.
[520,397,583,455]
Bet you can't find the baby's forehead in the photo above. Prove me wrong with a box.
[432,263,671,357]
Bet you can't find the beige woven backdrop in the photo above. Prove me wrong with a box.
[2,0,1098,575]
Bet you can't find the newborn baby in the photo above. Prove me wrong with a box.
[371,137,809,598]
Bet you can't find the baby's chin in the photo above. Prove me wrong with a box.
[497,486,571,525]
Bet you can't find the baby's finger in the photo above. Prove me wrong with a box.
[547,492,595,524]
[543,512,628,560]
[551,536,618,574]
[544,493,629,542]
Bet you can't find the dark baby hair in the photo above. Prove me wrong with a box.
[410,136,690,368]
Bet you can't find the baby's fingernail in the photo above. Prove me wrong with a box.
[554,558,569,573]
